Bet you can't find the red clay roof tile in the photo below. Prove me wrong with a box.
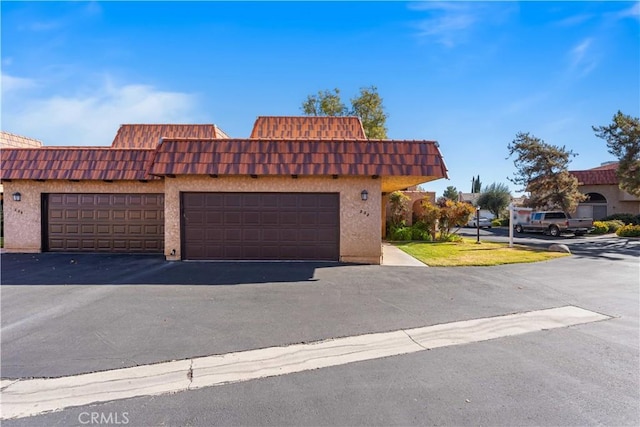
[148,138,448,179]
[570,163,619,185]
[111,124,229,148]
[250,116,367,139]
[0,131,43,148]
[1,148,160,181]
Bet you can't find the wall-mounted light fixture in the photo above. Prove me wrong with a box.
[361,190,368,201]
[12,192,21,202]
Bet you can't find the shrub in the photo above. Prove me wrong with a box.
[388,226,413,241]
[411,221,432,241]
[437,233,463,242]
[616,224,640,237]
[411,227,431,241]
[605,220,625,233]
[590,221,609,234]
[491,218,502,227]
[389,191,410,227]
[603,213,640,225]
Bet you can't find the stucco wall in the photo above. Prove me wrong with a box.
[579,184,640,216]
[160,175,382,264]
[2,180,164,252]
[3,177,382,263]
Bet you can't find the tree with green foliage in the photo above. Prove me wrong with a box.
[301,88,348,117]
[301,86,388,139]
[477,182,511,218]
[443,186,459,201]
[593,111,640,197]
[507,132,586,213]
[350,86,388,139]
[420,199,475,241]
[388,191,410,228]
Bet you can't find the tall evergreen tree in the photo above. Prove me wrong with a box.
[593,111,640,197]
[507,132,586,212]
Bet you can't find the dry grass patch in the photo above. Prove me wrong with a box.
[396,238,569,267]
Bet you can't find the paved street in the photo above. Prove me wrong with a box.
[1,236,638,426]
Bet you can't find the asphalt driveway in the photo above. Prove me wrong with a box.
[1,241,638,426]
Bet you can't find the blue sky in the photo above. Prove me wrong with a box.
[2,1,638,197]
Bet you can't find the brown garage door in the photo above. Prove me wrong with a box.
[45,193,164,253]
[182,193,339,261]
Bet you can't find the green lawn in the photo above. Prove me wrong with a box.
[396,238,569,267]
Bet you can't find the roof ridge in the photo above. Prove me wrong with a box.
[117,123,217,126]
[254,115,362,119]
[159,137,438,143]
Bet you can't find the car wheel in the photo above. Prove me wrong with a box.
[488,226,492,229]
[515,225,523,233]
[549,225,560,237]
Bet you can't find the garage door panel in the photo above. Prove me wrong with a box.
[242,229,260,241]
[224,212,241,225]
[205,211,223,225]
[262,229,279,242]
[280,212,298,225]
[299,197,317,208]
[182,192,339,260]
[95,195,110,205]
[186,211,204,226]
[224,194,242,208]
[262,212,279,225]
[243,194,262,208]
[318,212,338,225]
[144,225,161,234]
[128,211,142,220]
[184,193,205,208]
[262,194,279,208]
[243,212,261,225]
[46,193,164,253]
[49,210,64,220]
[225,229,242,241]
[81,210,95,220]
[80,224,94,234]
[113,195,127,205]
[65,195,79,204]
[298,229,318,242]
[243,246,263,258]
[224,246,243,258]
[49,224,63,234]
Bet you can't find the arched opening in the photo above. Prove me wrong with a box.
[577,192,608,220]
[586,192,607,203]
[412,199,424,224]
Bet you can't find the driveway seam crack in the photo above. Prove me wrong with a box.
[187,359,194,389]
[402,330,427,350]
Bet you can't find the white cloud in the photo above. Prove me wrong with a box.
[554,14,594,27]
[2,75,203,146]
[569,38,598,77]
[617,2,639,20]
[411,3,476,47]
[409,2,516,47]
[1,73,37,92]
[503,92,550,115]
[19,1,102,32]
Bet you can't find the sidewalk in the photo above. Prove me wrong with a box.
[381,242,427,267]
